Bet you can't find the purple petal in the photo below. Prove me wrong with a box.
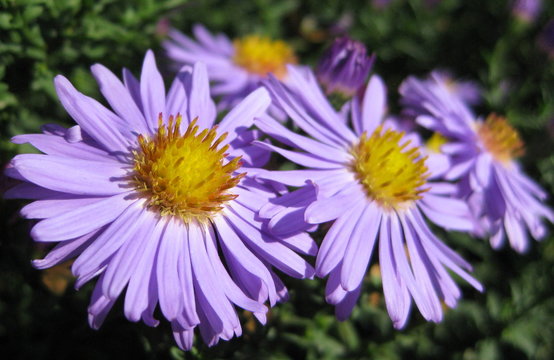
[172,324,195,351]
[12,154,128,196]
[21,197,104,219]
[398,214,443,322]
[214,216,278,306]
[335,285,362,321]
[3,182,65,200]
[225,208,315,279]
[91,64,149,134]
[122,67,143,112]
[379,214,411,329]
[88,274,117,330]
[259,182,317,219]
[360,75,387,135]
[71,202,143,279]
[204,226,268,314]
[418,196,474,232]
[278,232,318,256]
[12,133,113,162]
[218,87,271,143]
[156,218,185,320]
[188,62,216,129]
[340,202,381,291]
[32,229,100,269]
[54,75,131,153]
[254,141,340,169]
[255,115,349,163]
[189,224,238,334]
[285,66,357,145]
[166,67,192,123]
[140,50,166,130]
[316,200,367,277]
[124,219,164,323]
[102,210,157,300]
[305,183,365,224]
[176,222,201,327]
[31,192,132,242]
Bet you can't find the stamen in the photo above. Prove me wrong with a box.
[232,35,297,78]
[477,114,524,162]
[131,114,243,223]
[349,126,430,210]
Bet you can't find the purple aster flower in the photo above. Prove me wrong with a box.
[512,0,542,23]
[400,74,554,252]
[316,36,375,98]
[372,0,393,9]
[163,24,300,112]
[251,66,482,327]
[401,71,480,117]
[4,51,316,350]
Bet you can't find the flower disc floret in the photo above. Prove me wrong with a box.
[132,114,244,222]
[350,126,430,209]
[232,35,297,78]
[477,114,524,163]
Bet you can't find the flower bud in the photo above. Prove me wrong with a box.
[316,37,374,98]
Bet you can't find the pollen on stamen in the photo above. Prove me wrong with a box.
[477,113,525,163]
[130,113,244,223]
[349,126,430,210]
[232,35,297,79]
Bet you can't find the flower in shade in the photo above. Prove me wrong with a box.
[512,0,542,23]
[538,19,554,58]
[316,36,374,98]
[252,66,482,327]
[400,74,554,252]
[164,24,299,111]
[4,51,316,350]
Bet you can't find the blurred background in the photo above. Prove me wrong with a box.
[1,0,554,359]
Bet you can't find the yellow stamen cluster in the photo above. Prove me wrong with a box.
[131,114,244,223]
[350,126,430,210]
[426,132,448,153]
[477,114,524,162]
[232,35,297,79]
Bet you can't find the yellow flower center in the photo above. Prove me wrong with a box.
[350,126,430,210]
[426,132,448,153]
[477,114,524,163]
[131,114,244,223]
[232,35,297,79]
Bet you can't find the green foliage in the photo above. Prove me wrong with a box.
[1,0,554,359]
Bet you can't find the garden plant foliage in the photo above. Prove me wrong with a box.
[1,0,554,359]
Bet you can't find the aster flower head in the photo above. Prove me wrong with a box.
[4,51,316,350]
[316,36,375,98]
[164,24,299,111]
[400,73,554,252]
[253,66,482,328]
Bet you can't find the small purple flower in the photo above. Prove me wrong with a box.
[4,51,316,350]
[252,67,482,327]
[400,73,554,252]
[539,19,554,58]
[372,0,394,10]
[316,37,374,98]
[512,0,542,23]
[163,24,301,112]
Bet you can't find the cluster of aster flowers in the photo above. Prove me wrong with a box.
[4,24,552,351]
